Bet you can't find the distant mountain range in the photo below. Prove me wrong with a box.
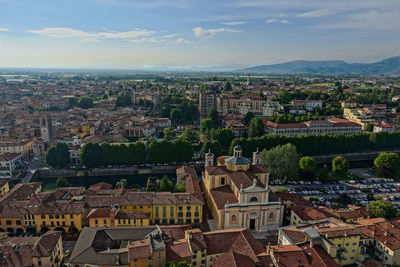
[241,56,400,75]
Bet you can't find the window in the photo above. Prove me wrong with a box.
[170,206,174,215]
[221,177,225,185]
[195,212,199,217]
[269,212,274,219]
[6,220,11,225]
[186,212,191,217]
[231,215,236,222]
[250,197,258,202]
[16,220,21,225]
[178,212,183,217]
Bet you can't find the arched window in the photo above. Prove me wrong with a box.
[250,197,258,202]
[269,212,274,219]
[221,177,225,185]
[232,215,236,222]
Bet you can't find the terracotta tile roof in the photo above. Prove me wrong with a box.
[210,185,238,209]
[87,208,111,219]
[166,239,192,261]
[89,182,112,191]
[290,206,327,221]
[128,238,152,260]
[212,251,257,267]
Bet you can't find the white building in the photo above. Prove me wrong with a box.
[0,153,23,179]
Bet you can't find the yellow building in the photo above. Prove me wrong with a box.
[278,218,361,266]
[33,201,86,234]
[0,139,33,156]
[86,167,204,227]
[202,146,283,234]
[87,207,150,227]
[343,108,374,130]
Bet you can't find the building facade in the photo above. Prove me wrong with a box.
[202,146,284,235]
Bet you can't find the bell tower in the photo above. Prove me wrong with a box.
[252,148,262,165]
[205,150,214,167]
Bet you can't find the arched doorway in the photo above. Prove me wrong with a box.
[68,226,78,235]
[16,228,24,236]
[40,227,50,235]
[26,227,36,234]
[6,228,14,236]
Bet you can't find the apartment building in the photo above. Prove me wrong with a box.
[343,108,375,130]
[0,139,33,157]
[0,231,64,267]
[199,91,216,120]
[0,153,22,179]
[264,117,362,136]
[217,94,282,116]
[278,218,361,266]
[291,100,323,111]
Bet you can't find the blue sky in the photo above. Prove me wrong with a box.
[0,0,399,69]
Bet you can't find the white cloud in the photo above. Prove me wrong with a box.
[130,37,166,43]
[164,33,180,38]
[221,21,246,26]
[297,9,337,18]
[266,18,278,23]
[27,27,156,42]
[175,37,190,44]
[192,27,238,38]
[266,19,290,24]
[0,28,9,32]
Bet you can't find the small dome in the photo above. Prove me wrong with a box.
[253,148,262,155]
[234,144,242,151]
[205,149,214,157]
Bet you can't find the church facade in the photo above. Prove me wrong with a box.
[202,145,284,235]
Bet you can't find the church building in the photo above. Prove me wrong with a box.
[202,145,284,235]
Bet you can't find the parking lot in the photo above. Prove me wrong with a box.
[270,168,400,210]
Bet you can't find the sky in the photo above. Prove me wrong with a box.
[0,0,399,69]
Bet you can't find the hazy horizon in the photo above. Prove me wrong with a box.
[1,0,400,69]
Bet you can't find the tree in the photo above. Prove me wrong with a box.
[178,129,200,144]
[248,118,264,138]
[56,176,69,188]
[299,156,317,180]
[201,140,222,158]
[115,94,132,107]
[224,81,232,91]
[200,118,215,134]
[215,128,235,151]
[318,164,330,181]
[262,144,300,180]
[366,123,374,132]
[374,152,400,178]
[299,157,317,172]
[45,143,70,168]
[207,109,219,127]
[116,178,127,189]
[367,200,398,219]
[176,183,186,192]
[332,156,349,176]
[163,128,175,140]
[159,175,175,192]
[244,112,255,126]
[77,97,94,109]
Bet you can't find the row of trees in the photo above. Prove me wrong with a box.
[231,131,400,158]
[79,139,193,168]
[80,142,147,168]
[261,143,351,181]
